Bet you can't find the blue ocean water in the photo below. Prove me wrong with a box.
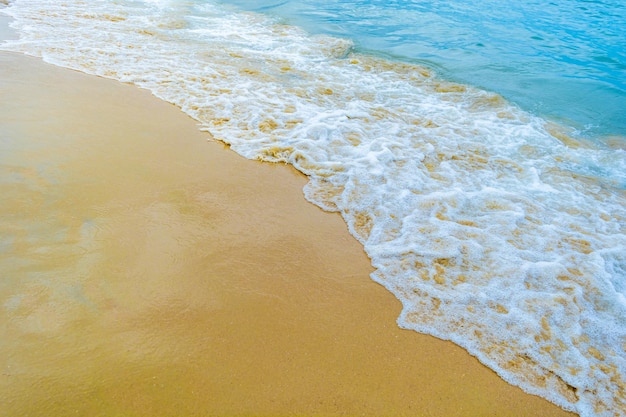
[222,0,626,139]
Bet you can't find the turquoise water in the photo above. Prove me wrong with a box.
[2,1,626,415]
[222,0,626,139]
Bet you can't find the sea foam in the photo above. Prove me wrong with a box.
[2,1,625,415]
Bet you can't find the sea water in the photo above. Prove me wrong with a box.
[1,1,625,416]
[224,0,626,139]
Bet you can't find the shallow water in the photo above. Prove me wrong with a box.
[1,1,625,416]
[224,0,626,139]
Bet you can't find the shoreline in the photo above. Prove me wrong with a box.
[0,48,575,417]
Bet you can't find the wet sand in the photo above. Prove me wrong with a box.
[0,51,576,416]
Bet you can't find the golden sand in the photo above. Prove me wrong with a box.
[0,52,575,416]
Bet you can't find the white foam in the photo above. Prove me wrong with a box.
[3,1,626,415]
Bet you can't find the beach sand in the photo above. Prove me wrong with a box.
[0,50,576,416]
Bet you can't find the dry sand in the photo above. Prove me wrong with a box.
[0,51,575,416]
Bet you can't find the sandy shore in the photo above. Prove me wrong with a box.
[0,50,575,416]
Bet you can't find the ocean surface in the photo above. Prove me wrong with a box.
[225,0,626,140]
[1,0,625,416]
